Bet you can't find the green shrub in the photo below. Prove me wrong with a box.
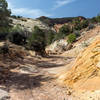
[54,25,71,40]
[59,25,71,35]
[74,30,80,37]
[72,18,81,30]
[87,24,95,30]
[27,26,57,56]
[54,32,66,40]
[0,0,12,40]
[90,14,100,23]
[74,25,81,30]
[46,30,55,45]
[67,34,76,44]
[8,25,26,45]
[73,18,89,30]
[96,14,100,23]
[28,26,46,56]
[91,17,97,23]
[81,20,89,29]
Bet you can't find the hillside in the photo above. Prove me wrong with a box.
[37,16,86,27]
[1,9,100,100]
[57,25,100,99]
[1,0,100,99]
[11,16,88,33]
[60,37,100,89]
[0,23,100,100]
[37,16,88,32]
[11,17,54,32]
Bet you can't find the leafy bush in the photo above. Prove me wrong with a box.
[90,14,100,23]
[54,25,71,40]
[67,34,76,44]
[8,25,26,45]
[96,14,100,23]
[59,25,71,35]
[28,26,46,56]
[74,30,80,37]
[54,32,65,41]
[72,18,81,30]
[81,20,89,29]
[91,17,97,23]
[87,24,95,30]
[73,18,89,30]
[11,15,23,19]
[46,30,55,45]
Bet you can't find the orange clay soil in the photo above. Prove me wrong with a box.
[59,36,100,91]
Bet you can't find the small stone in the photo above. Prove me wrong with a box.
[96,62,100,68]
[66,91,72,95]
[0,89,10,100]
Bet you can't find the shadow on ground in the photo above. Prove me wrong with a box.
[0,55,67,91]
[36,61,64,68]
[1,72,54,90]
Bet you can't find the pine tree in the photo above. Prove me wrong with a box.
[0,0,12,34]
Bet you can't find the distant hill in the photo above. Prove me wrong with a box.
[37,16,87,27]
[11,16,53,32]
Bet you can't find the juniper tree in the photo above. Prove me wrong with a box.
[0,0,12,39]
[28,26,46,56]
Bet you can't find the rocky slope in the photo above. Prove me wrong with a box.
[60,37,100,89]
[46,39,68,54]
[11,17,53,32]
[57,26,100,99]
[46,24,100,56]
[60,25,100,57]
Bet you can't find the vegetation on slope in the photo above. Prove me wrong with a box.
[0,0,100,56]
[37,16,86,27]
[59,37,100,90]
[67,34,76,44]
[0,0,12,40]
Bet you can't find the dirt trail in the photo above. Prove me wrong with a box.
[2,55,74,100]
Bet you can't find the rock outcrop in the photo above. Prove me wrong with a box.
[46,39,68,54]
[61,25,100,58]
[0,89,10,100]
[59,36,100,91]
[11,17,53,32]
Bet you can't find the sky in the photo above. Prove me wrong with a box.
[6,0,100,19]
